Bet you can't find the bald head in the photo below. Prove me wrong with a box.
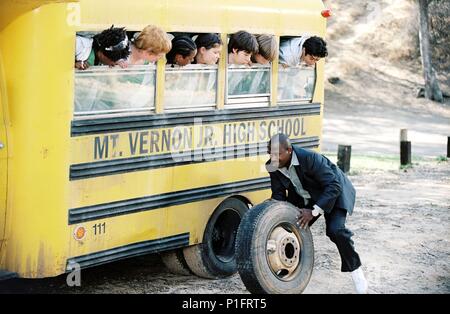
[268,133,292,153]
[268,133,293,169]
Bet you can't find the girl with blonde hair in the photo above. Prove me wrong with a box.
[126,25,172,66]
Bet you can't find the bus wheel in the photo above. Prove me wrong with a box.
[235,200,314,294]
[160,249,192,276]
[183,197,249,279]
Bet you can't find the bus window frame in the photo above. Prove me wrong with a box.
[276,65,317,105]
[225,62,272,109]
[163,63,218,113]
[73,64,157,119]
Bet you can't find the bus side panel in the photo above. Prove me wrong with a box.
[0,49,7,260]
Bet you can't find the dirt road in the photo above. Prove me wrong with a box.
[1,158,448,294]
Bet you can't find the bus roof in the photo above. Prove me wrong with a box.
[1,0,326,36]
[0,0,326,36]
[77,0,326,36]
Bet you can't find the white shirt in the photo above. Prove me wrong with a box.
[277,152,324,216]
[278,36,310,67]
[75,36,93,62]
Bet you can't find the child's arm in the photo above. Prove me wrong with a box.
[75,60,90,70]
[115,59,129,68]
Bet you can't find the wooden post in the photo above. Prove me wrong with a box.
[337,145,351,173]
[400,129,408,142]
[400,129,411,165]
[447,136,450,158]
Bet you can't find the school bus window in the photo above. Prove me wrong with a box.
[227,64,271,103]
[226,31,270,109]
[164,64,217,112]
[73,28,161,117]
[277,66,315,103]
[277,35,328,103]
[163,33,218,112]
[74,64,156,116]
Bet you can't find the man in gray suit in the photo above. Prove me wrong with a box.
[266,133,368,293]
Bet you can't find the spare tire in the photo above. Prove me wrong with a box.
[235,200,314,294]
[160,249,192,276]
[183,197,249,279]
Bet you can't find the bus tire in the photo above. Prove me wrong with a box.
[183,197,249,279]
[160,249,192,276]
[235,200,314,294]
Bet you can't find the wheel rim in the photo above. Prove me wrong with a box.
[211,208,241,263]
[266,223,302,281]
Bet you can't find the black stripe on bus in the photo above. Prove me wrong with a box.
[66,233,189,271]
[0,270,18,280]
[68,177,271,225]
[71,103,321,136]
[69,136,320,180]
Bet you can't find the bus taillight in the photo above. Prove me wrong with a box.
[321,9,332,18]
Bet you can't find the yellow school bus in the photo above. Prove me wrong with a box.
[0,0,327,280]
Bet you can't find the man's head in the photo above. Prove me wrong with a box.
[228,30,258,65]
[268,133,293,169]
[302,36,328,66]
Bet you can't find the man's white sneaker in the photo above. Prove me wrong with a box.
[351,267,368,294]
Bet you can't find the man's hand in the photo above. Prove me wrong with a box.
[296,208,313,229]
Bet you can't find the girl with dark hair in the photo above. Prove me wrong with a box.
[166,36,197,67]
[75,25,131,70]
[193,33,222,65]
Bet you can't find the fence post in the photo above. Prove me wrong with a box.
[337,145,351,173]
[400,129,411,165]
[447,136,450,158]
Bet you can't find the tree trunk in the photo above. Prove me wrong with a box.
[418,0,444,103]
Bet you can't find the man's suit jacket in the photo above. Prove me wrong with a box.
[267,146,356,214]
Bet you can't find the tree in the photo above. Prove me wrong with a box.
[418,0,444,102]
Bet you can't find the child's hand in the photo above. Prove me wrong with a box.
[75,60,90,70]
[116,59,129,69]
